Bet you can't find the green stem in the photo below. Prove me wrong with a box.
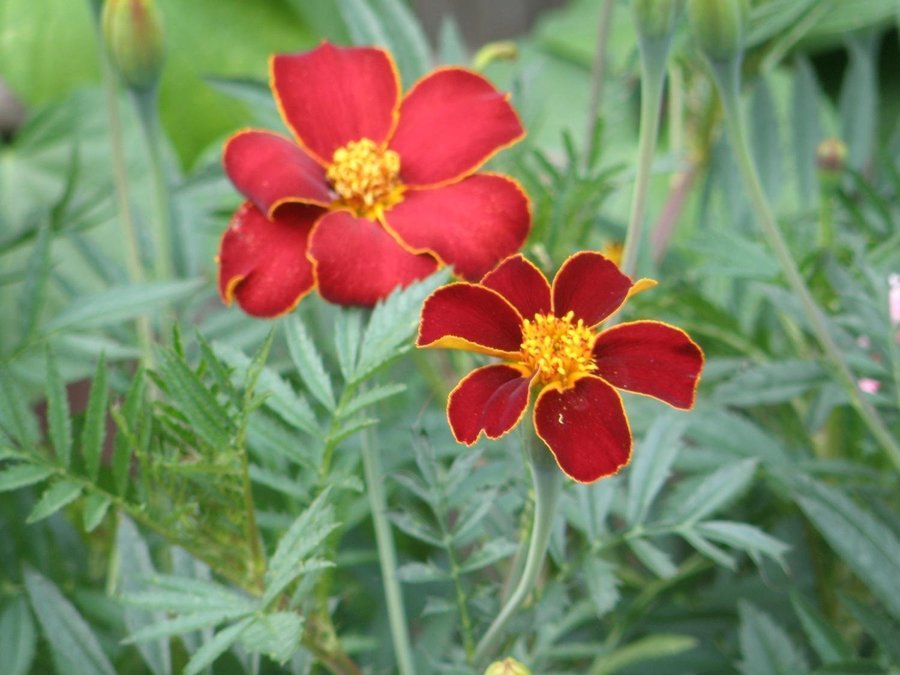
[360,423,415,675]
[473,431,563,666]
[710,58,900,472]
[132,87,175,282]
[620,33,672,278]
[583,0,616,170]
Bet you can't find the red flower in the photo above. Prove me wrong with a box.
[417,253,704,483]
[217,41,530,317]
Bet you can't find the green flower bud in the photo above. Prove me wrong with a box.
[816,137,847,190]
[687,0,749,63]
[485,657,531,675]
[631,0,685,40]
[102,0,165,90]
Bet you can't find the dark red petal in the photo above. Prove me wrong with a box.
[389,68,524,187]
[592,321,704,409]
[533,376,632,483]
[223,130,331,216]
[384,174,530,281]
[308,210,437,307]
[552,251,634,327]
[218,202,319,318]
[447,365,532,445]
[481,253,551,320]
[271,42,400,165]
[417,283,524,357]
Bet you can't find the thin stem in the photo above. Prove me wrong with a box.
[711,59,900,471]
[473,431,563,666]
[583,0,616,170]
[360,422,415,675]
[620,34,672,278]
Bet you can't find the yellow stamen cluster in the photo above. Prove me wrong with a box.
[326,138,403,219]
[519,311,597,388]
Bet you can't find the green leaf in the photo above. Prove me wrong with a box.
[390,510,444,547]
[790,593,853,665]
[124,610,252,644]
[0,463,54,493]
[44,345,72,467]
[628,538,676,578]
[82,493,112,533]
[112,366,145,495]
[182,616,254,675]
[749,75,783,203]
[333,308,363,381]
[626,414,686,525]
[80,354,108,481]
[583,557,620,619]
[714,361,826,406]
[0,369,40,448]
[738,601,809,675]
[342,382,407,418]
[791,57,822,206]
[45,280,204,332]
[460,539,518,574]
[336,0,390,49]
[24,567,116,675]
[695,520,790,569]
[0,598,36,675]
[793,476,900,619]
[591,634,698,675]
[839,35,879,170]
[841,593,900,662]
[125,576,252,612]
[26,479,82,523]
[238,612,304,665]
[690,230,780,280]
[397,561,450,583]
[370,0,431,86]
[18,218,52,341]
[284,316,335,411]
[665,459,758,525]
[681,529,736,569]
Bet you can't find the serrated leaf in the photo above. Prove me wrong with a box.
[681,529,736,569]
[24,567,116,675]
[124,609,252,644]
[0,597,36,675]
[0,370,40,448]
[26,479,82,523]
[793,476,900,619]
[0,463,54,493]
[45,280,204,332]
[389,511,443,547]
[790,593,853,665]
[183,616,254,675]
[714,361,826,406]
[583,557,620,619]
[44,345,72,466]
[342,382,407,418]
[626,414,686,525]
[238,612,304,665]
[460,539,518,573]
[665,459,758,525]
[627,538,677,578]
[738,601,809,675]
[334,308,363,381]
[116,516,172,675]
[592,634,698,675]
[696,520,790,569]
[18,218,51,341]
[125,576,251,612]
[284,317,335,410]
[82,493,111,532]
[397,561,449,583]
[112,367,145,495]
[452,490,497,543]
[81,354,107,481]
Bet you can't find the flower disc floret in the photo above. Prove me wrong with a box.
[520,311,596,388]
[326,138,403,219]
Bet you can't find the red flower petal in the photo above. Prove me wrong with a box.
[223,130,331,216]
[218,202,319,318]
[271,42,400,165]
[533,376,632,483]
[481,254,551,320]
[592,321,704,409]
[552,252,634,327]
[384,174,530,281]
[308,211,437,307]
[389,68,524,187]
[447,365,532,445]
[417,283,524,357]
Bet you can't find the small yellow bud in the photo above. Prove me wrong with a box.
[816,138,848,190]
[631,0,685,40]
[485,657,532,675]
[687,0,749,63]
[101,0,165,90]
[472,41,519,72]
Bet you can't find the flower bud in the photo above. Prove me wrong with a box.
[485,657,531,675]
[687,0,749,63]
[631,0,685,40]
[816,137,847,192]
[472,41,518,72]
[102,0,165,90]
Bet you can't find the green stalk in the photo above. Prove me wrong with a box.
[360,423,415,675]
[473,429,563,666]
[710,59,900,471]
[620,31,673,277]
[583,0,617,171]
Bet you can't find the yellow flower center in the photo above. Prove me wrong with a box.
[519,311,597,388]
[326,138,403,219]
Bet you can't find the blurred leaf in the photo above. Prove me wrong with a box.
[690,231,780,280]
[628,538,677,579]
[112,366,145,495]
[125,609,252,644]
[790,593,853,665]
[343,382,407,418]
[460,539,518,574]
[370,0,431,85]
[0,464,54,493]
[0,370,40,447]
[26,479,82,523]
[583,557,620,619]
[284,316,336,411]
[390,510,444,547]
[0,597,36,675]
[665,459,758,525]
[592,633,698,675]
[626,414,686,526]
[791,57,822,207]
[695,520,790,569]
[714,361,825,406]
[438,16,467,65]
[747,0,818,47]
[125,576,252,614]
[238,612,304,665]
[182,616,254,675]
[337,0,390,49]
[839,35,879,170]
[841,593,900,662]
[397,561,449,583]
[18,219,51,341]
[82,493,112,533]
[81,353,108,481]
[44,345,72,467]
[334,308,363,382]
[24,567,116,675]
[793,476,900,619]
[738,601,809,675]
[682,529,737,569]
[749,75,783,204]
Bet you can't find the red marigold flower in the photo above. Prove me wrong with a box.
[217,41,530,317]
[417,252,704,483]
